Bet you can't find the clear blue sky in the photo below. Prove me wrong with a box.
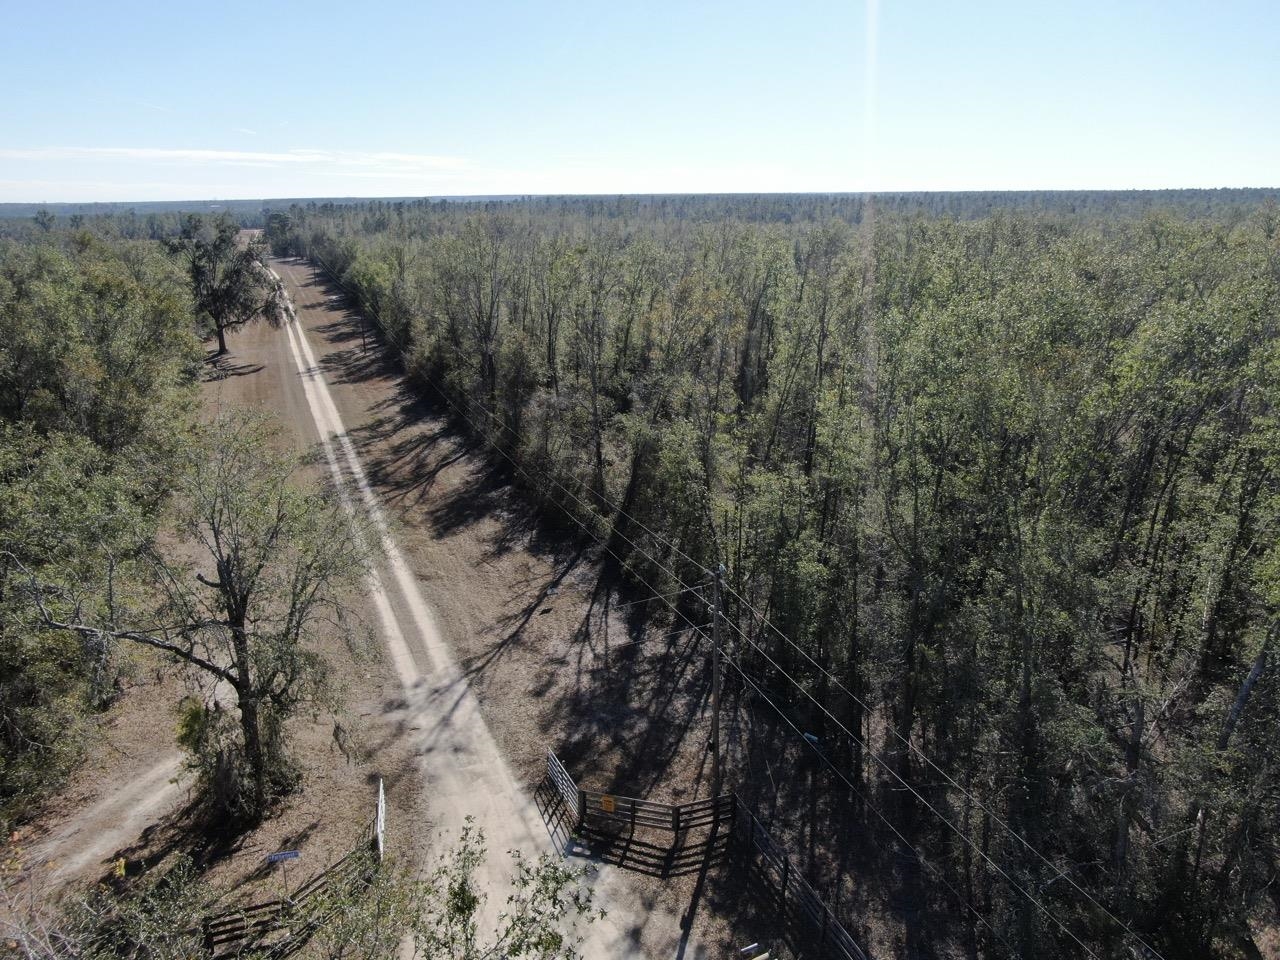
[1,0,1276,201]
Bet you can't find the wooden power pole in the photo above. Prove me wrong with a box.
[711,563,725,796]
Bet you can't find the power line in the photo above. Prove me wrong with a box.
[295,251,1096,957]
[594,622,711,655]
[609,583,707,610]
[718,582,1168,960]
[720,642,1025,960]
[414,250,1168,959]
[716,615,1102,959]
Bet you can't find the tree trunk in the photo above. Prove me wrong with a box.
[229,601,266,816]
[237,686,268,816]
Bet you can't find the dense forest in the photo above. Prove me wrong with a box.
[0,233,200,817]
[1,193,1277,958]
[4,188,1276,237]
[257,194,1280,959]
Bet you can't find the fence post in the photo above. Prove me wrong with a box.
[374,777,386,863]
[576,789,586,830]
[672,804,681,836]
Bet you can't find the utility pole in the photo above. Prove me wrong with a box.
[711,563,725,797]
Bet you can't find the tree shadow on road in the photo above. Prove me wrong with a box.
[291,269,915,959]
[202,350,264,382]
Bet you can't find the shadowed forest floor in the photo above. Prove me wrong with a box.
[301,264,968,960]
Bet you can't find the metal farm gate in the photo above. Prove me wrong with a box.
[546,752,865,960]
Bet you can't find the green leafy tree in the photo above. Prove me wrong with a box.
[303,821,600,960]
[0,236,198,453]
[0,854,209,959]
[0,428,147,828]
[168,214,286,356]
[408,819,600,960]
[0,236,196,829]
[27,412,370,821]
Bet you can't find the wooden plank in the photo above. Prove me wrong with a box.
[582,794,668,813]
[679,810,727,828]
[680,795,734,815]
[201,811,386,957]
[600,808,671,825]
[205,902,285,926]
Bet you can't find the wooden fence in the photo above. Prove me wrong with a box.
[546,752,865,960]
[202,779,386,958]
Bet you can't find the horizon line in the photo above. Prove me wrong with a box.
[3,185,1278,209]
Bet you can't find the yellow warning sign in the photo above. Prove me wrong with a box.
[600,795,616,813]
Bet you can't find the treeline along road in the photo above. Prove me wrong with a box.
[251,253,673,957]
[265,194,1280,959]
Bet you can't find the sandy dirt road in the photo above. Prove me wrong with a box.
[254,257,693,957]
[17,254,700,955]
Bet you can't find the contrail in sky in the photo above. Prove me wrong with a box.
[863,0,880,190]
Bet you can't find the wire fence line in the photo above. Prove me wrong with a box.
[292,251,1149,959]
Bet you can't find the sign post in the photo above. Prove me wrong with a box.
[266,850,300,902]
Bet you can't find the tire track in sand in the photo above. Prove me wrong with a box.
[26,754,186,884]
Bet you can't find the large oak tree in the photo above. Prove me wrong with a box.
[168,214,286,356]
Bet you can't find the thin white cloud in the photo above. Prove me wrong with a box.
[0,177,251,199]
[235,127,258,135]
[0,147,470,173]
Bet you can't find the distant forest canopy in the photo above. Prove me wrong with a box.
[2,187,1278,233]
[258,194,1280,960]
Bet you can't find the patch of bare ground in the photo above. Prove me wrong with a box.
[130,668,421,917]
[8,653,187,878]
[6,614,419,911]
